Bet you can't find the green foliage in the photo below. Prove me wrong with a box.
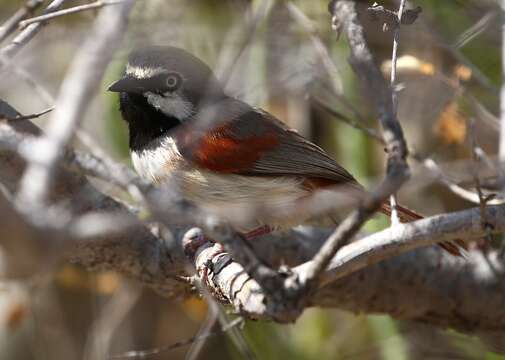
[102,59,130,158]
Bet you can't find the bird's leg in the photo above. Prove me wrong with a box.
[243,225,274,241]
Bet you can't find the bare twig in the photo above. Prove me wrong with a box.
[390,0,407,116]
[408,0,498,94]
[419,157,505,205]
[454,11,496,49]
[388,0,409,225]
[500,0,505,188]
[301,0,410,288]
[109,317,244,359]
[83,282,142,360]
[286,2,343,95]
[0,0,68,62]
[470,119,495,239]
[0,0,44,43]
[312,97,385,143]
[1,107,53,121]
[185,307,219,360]
[315,77,505,206]
[16,0,135,206]
[19,0,127,28]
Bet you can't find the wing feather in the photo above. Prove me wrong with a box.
[177,99,358,186]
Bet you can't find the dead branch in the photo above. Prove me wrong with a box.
[16,0,134,206]
[0,0,67,62]
[0,0,44,43]
[18,0,127,29]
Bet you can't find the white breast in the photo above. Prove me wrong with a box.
[131,137,183,183]
[130,138,311,229]
[180,170,310,229]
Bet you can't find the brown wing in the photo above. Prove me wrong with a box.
[176,99,359,186]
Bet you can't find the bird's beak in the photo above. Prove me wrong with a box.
[107,76,144,94]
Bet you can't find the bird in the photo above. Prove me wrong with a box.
[108,45,464,256]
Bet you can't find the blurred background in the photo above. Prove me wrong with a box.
[0,0,504,359]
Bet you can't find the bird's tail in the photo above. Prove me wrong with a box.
[380,202,467,257]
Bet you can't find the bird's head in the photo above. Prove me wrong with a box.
[108,46,225,121]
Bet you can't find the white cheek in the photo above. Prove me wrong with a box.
[145,92,194,120]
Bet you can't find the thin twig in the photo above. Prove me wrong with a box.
[286,2,343,95]
[301,0,410,288]
[418,157,505,205]
[19,0,127,28]
[469,118,495,240]
[388,0,408,225]
[109,317,244,359]
[185,307,219,360]
[500,0,505,188]
[83,282,142,360]
[390,0,407,116]
[0,0,44,43]
[1,107,53,121]
[315,73,505,206]
[312,97,385,143]
[406,0,498,94]
[454,11,496,49]
[0,0,68,63]
[197,280,255,360]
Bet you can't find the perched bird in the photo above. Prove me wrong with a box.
[109,45,463,256]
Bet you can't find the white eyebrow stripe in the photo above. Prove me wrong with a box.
[125,64,168,79]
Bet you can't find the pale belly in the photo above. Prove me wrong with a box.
[130,139,345,230]
[178,169,311,229]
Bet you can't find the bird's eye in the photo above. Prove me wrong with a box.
[165,73,182,91]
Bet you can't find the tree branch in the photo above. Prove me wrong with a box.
[301,0,411,288]
[2,117,505,339]
[16,0,134,206]
[18,0,127,29]
[0,0,44,43]
[0,0,67,62]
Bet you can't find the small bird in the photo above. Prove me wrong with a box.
[108,45,463,256]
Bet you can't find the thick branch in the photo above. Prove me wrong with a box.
[2,119,505,337]
[192,205,505,336]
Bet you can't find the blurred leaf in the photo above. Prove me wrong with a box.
[434,101,467,145]
[6,302,28,331]
[454,64,473,82]
[368,315,408,360]
[381,55,435,77]
[56,265,120,295]
[103,61,130,158]
[181,298,208,322]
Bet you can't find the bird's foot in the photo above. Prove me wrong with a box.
[243,225,273,241]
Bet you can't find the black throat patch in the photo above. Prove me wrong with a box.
[119,92,181,152]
